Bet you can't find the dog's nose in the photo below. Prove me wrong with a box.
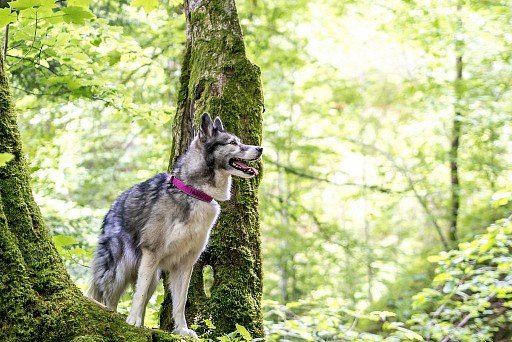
[256,147,263,153]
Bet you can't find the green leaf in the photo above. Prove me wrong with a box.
[0,8,16,28]
[9,0,40,10]
[9,0,55,10]
[433,272,452,284]
[68,0,92,7]
[130,0,159,12]
[205,319,216,329]
[235,324,252,341]
[0,152,14,167]
[107,50,122,66]
[492,192,511,207]
[44,10,64,24]
[47,75,83,90]
[442,281,455,293]
[53,234,78,248]
[61,6,95,24]
[427,254,446,263]
[371,310,396,321]
[395,326,424,341]
[68,247,88,257]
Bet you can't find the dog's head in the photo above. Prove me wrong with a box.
[198,112,262,178]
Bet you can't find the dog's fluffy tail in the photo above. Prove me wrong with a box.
[87,254,106,304]
[87,277,103,303]
[86,274,111,311]
[87,236,129,310]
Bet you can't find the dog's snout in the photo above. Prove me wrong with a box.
[256,147,263,153]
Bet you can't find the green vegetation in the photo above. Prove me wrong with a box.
[1,0,510,340]
[261,217,512,341]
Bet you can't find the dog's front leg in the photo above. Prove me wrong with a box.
[169,264,197,338]
[127,250,158,327]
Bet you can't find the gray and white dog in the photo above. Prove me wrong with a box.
[88,113,262,337]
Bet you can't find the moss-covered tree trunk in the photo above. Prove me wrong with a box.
[0,49,175,342]
[160,0,264,337]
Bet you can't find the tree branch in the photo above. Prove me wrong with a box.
[263,156,404,194]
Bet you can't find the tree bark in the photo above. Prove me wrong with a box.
[449,3,463,246]
[277,152,290,303]
[160,0,264,337]
[362,152,374,303]
[0,49,174,342]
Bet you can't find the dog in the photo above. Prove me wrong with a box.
[88,113,262,337]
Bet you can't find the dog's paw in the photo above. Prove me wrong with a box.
[126,314,143,327]
[173,327,198,338]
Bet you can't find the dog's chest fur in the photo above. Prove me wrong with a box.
[142,196,220,270]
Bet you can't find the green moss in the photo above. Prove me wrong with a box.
[0,194,39,341]
[151,329,195,342]
[71,335,107,342]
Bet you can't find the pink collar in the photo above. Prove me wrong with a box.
[169,175,213,203]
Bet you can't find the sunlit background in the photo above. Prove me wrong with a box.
[9,0,512,339]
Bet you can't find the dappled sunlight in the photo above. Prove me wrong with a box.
[3,0,510,340]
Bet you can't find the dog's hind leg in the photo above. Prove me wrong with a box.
[141,269,161,323]
[168,264,197,338]
[126,249,159,327]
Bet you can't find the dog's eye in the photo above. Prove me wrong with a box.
[229,140,238,145]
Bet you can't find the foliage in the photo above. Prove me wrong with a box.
[243,216,511,341]
[4,0,511,340]
[409,216,512,341]
[263,299,423,341]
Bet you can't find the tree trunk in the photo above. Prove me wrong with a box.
[277,152,290,303]
[160,0,264,337]
[0,50,174,342]
[449,3,463,245]
[362,153,374,303]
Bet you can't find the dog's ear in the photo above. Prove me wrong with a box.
[213,116,224,132]
[199,112,214,141]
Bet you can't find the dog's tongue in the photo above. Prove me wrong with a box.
[234,161,259,175]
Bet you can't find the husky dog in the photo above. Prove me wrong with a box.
[88,113,262,337]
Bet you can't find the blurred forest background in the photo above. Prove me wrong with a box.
[6,0,511,340]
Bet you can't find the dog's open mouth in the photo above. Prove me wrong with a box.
[229,158,259,176]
